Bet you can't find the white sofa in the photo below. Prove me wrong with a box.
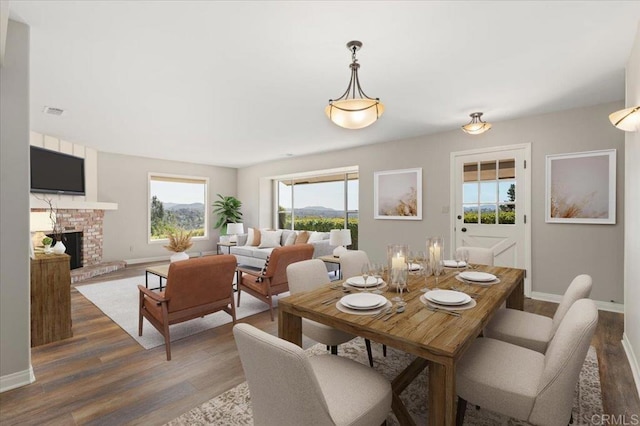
[230,229,338,272]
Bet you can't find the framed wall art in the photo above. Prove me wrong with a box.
[374,168,422,220]
[545,149,616,224]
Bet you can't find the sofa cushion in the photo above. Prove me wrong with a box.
[295,230,310,244]
[259,230,283,248]
[245,228,261,246]
[283,230,297,246]
[308,231,329,243]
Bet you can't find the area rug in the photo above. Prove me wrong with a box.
[166,338,602,426]
[76,276,282,349]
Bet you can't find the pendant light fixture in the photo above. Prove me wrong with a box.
[609,105,640,132]
[325,40,384,130]
[461,112,492,135]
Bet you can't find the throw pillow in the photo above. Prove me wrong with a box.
[307,231,326,243]
[294,230,310,244]
[259,230,283,248]
[245,227,261,246]
[283,232,297,246]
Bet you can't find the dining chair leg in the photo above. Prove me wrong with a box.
[456,397,467,426]
[365,339,374,367]
[383,344,387,357]
[330,345,338,355]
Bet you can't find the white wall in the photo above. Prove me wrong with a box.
[238,101,625,305]
[98,152,237,262]
[0,20,33,392]
[623,23,640,397]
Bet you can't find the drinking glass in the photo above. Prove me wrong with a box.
[461,249,470,268]
[361,263,371,291]
[433,260,444,288]
[454,250,464,268]
[371,262,384,294]
[392,267,408,306]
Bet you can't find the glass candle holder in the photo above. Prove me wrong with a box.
[388,244,409,303]
[427,237,444,269]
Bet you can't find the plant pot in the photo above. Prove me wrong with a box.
[52,240,66,255]
[170,251,189,263]
[43,244,52,254]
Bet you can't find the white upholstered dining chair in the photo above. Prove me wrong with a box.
[455,298,598,426]
[484,274,593,353]
[286,259,366,357]
[455,246,494,266]
[339,250,387,366]
[233,323,392,426]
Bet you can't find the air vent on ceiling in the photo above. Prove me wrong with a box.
[42,106,65,116]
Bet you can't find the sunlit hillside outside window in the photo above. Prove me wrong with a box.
[149,174,208,241]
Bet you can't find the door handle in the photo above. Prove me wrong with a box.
[461,227,467,232]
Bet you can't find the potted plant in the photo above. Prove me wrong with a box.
[212,194,243,235]
[36,195,66,254]
[164,229,193,262]
[42,236,53,254]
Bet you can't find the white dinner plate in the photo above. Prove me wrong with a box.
[423,289,471,306]
[343,281,387,291]
[345,276,383,288]
[408,263,422,271]
[420,295,477,311]
[443,260,467,268]
[340,293,387,310]
[458,271,497,282]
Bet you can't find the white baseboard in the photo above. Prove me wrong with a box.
[125,251,220,265]
[530,291,624,313]
[0,366,35,393]
[622,332,640,399]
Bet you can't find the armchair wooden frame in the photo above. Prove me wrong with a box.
[138,255,237,360]
[237,244,314,321]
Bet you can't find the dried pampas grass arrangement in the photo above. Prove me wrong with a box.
[164,229,194,252]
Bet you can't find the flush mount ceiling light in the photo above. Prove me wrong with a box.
[609,105,640,132]
[325,40,384,130]
[461,112,492,135]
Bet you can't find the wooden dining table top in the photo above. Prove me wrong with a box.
[278,264,525,365]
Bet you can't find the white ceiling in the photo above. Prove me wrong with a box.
[8,1,640,168]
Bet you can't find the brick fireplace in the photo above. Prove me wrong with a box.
[32,208,104,267]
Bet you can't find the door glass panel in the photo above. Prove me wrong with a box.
[498,160,516,179]
[463,205,478,223]
[480,161,497,181]
[480,204,497,224]
[463,163,478,182]
[463,182,478,203]
[278,180,292,229]
[479,182,497,203]
[461,158,516,227]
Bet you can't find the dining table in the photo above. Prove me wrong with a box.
[278,264,525,426]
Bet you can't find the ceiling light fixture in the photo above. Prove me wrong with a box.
[461,112,492,135]
[609,105,640,132]
[325,40,384,130]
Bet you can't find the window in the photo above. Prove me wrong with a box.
[463,159,516,224]
[276,169,359,248]
[149,173,209,241]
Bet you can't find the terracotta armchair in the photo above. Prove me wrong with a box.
[138,255,237,360]
[237,244,314,321]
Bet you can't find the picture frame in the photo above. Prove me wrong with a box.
[374,168,422,220]
[545,149,616,224]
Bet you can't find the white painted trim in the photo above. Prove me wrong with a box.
[0,366,35,393]
[530,291,624,313]
[622,332,640,399]
[30,197,118,211]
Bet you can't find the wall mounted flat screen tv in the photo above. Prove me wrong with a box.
[30,146,86,196]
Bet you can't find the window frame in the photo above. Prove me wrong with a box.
[148,172,210,244]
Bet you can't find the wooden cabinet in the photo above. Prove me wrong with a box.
[30,253,72,347]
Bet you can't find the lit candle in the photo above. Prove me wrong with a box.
[392,254,405,269]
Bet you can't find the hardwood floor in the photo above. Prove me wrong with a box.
[1,264,638,425]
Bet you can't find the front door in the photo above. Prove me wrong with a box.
[450,144,531,294]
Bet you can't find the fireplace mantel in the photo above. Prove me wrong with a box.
[30,199,118,210]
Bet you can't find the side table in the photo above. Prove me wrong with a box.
[317,254,342,280]
[217,241,237,254]
[145,264,170,291]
